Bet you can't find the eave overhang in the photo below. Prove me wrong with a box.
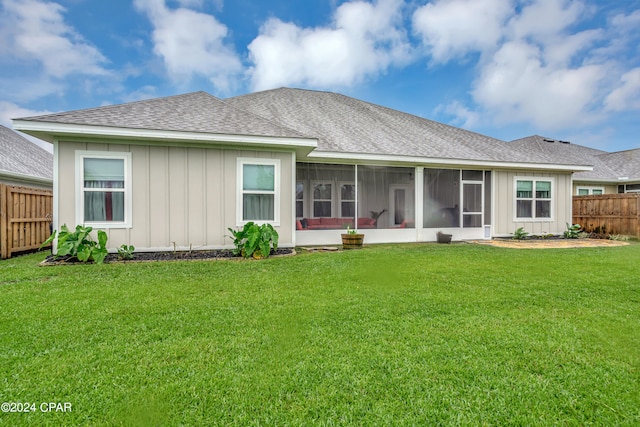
[12,121,318,157]
[304,150,594,172]
[0,169,52,186]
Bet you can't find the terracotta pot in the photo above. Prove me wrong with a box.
[341,233,364,249]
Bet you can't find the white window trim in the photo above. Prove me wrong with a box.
[513,176,555,222]
[75,151,132,229]
[311,180,334,218]
[295,181,306,219]
[576,186,605,195]
[338,181,356,218]
[237,158,280,226]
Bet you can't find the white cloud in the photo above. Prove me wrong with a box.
[134,0,242,92]
[605,68,640,112]
[472,41,606,129]
[0,101,54,152]
[412,0,513,63]
[0,101,52,126]
[421,0,625,132]
[507,0,586,42]
[248,0,412,91]
[0,0,108,78]
[542,29,603,67]
[438,100,481,128]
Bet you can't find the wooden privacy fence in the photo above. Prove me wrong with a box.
[1,184,53,259]
[573,193,640,238]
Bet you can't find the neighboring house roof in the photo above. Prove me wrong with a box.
[14,91,309,140]
[225,88,588,168]
[510,135,640,182]
[0,124,53,185]
[598,149,640,181]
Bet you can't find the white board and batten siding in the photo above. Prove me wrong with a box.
[56,141,295,252]
[493,170,573,237]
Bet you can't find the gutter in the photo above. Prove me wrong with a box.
[0,170,53,187]
[305,151,594,172]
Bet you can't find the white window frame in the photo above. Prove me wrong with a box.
[513,177,554,222]
[576,186,604,195]
[338,181,356,218]
[237,158,280,226]
[75,151,132,229]
[311,180,334,218]
[295,181,306,219]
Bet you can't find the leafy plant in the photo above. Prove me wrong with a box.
[345,225,358,235]
[512,227,529,240]
[41,224,108,264]
[117,244,136,260]
[608,234,629,241]
[564,223,582,239]
[227,222,279,259]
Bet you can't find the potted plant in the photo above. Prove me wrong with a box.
[436,231,452,244]
[341,226,364,249]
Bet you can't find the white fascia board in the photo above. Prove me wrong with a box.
[574,177,640,183]
[0,170,53,186]
[13,121,318,153]
[306,151,593,172]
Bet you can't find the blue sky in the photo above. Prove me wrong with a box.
[1,0,639,153]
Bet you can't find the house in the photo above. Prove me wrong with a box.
[511,135,640,195]
[0,125,53,189]
[13,88,595,252]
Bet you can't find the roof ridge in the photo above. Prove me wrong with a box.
[217,92,312,139]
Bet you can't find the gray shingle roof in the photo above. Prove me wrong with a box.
[15,88,604,169]
[16,91,308,140]
[225,88,572,165]
[0,125,53,181]
[598,149,640,180]
[510,135,639,181]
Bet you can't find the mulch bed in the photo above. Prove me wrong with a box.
[473,238,629,249]
[40,248,295,265]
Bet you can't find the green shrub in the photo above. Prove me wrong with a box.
[41,224,108,264]
[117,244,136,260]
[608,234,629,241]
[227,222,279,259]
[564,223,582,239]
[512,227,529,240]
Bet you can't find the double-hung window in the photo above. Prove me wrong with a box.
[576,187,604,195]
[76,151,132,228]
[312,181,333,217]
[515,178,553,220]
[339,183,355,217]
[238,158,280,225]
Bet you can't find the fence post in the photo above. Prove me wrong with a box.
[1,184,6,259]
[637,194,640,238]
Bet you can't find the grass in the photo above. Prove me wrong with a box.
[1,243,639,426]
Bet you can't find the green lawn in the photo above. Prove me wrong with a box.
[1,243,639,426]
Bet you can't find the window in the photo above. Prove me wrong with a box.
[76,151,131,228]
[618,184,640,193]
[577,187,604,195]
[339,182,355,217]
[295,182,305,218]
[312,181,333,217]
[238,158,280,225]
[515,178,553,220]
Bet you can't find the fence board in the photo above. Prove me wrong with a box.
[573,193,640,237]
[0,184,53,259]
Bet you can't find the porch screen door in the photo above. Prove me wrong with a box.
[462,182,482,227]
